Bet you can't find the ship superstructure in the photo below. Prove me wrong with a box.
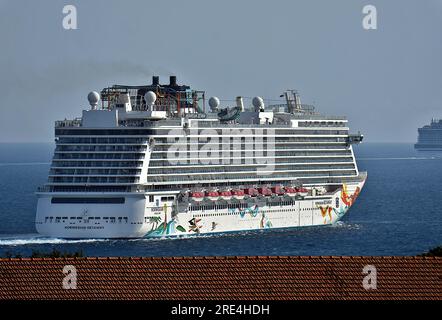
[415,119,442,150]
[35,76,366,238]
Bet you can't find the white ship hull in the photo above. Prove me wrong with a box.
[35,180,365,239]
[35,193,149,238]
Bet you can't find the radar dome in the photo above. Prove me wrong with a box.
[87,91,100,109]
[209,96,220,112]
[144,91,157,106]
[252,96,264,109]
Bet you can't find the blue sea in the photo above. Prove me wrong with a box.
[0,143,441,257]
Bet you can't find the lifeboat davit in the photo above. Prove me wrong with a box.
[219,190,232,200]
[190,191,205,201]
[271,186,285,196]
[258,187,272,196]
[232,189,245,199]
[244,188,259,197]
[205,190,220,201]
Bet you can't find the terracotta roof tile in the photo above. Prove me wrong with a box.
[0,256,440,300]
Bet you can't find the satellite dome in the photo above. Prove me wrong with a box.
[144,91,157,106]
[252,96,264,108]
[209,96,220,111]
[87,91,100,108]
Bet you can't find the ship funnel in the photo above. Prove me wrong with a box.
[169,76,177,87]
[152,76,159,86]
[294,92,301,110]
[236,96,245,111]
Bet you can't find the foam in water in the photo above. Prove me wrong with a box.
[359,157,438,161]
[0,235,107,246]
[332,221,361,230]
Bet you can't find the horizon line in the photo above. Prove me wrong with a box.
[0,141,418,144]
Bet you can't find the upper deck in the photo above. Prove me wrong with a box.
[418,119,442,130]
[54,76,348,130]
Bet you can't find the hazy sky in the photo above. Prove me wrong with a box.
[0,0,441,142]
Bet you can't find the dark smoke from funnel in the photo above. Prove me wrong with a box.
[0,60,175,99]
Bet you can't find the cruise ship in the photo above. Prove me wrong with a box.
[415,119,442,150]
[35,76,367,238]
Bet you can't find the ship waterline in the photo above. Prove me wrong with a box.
[35,76,366,239]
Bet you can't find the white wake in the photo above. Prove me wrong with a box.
[0,235,107,246]
[359,156,438,161]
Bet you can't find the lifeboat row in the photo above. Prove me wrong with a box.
[189,186,311,201]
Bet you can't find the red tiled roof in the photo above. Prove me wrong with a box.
[0,256,440,300]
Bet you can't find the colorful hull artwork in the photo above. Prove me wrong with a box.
[334,183,362,219]
[231,204,272,229]
[145,181,365,237]
[146,214,187,236]
[318,206,333,224]
[146,204,186,236]
[318,184,362,224]
[235,205,259,218]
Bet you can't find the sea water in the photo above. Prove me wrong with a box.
[0,143,441,257]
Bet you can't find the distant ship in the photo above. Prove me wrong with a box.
[415,119,442,150]
[35,76,366,239]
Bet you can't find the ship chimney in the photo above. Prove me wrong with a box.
[294,91,301,110]
[169,75,177,87]
[152,76,159,86]
[236,96,245,111]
